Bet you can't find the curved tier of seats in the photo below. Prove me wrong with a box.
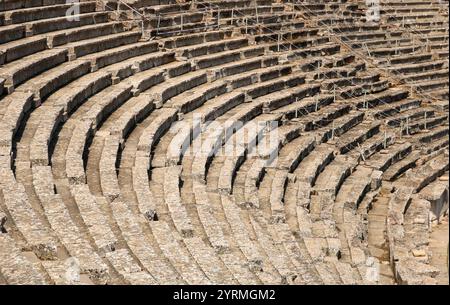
[0,0,448,284]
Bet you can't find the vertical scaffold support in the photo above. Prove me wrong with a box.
[157,14,161,35]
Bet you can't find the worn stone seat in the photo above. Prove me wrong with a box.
[333,166,380,266]
[0,0,72,12]
[349,36,413,49]
[403,68,448,84]
[334,121,381,154]
[28,72,112,166]
[414,79,449,92]
[352,88,409,109]
[121,89,272,284]
[294,144,335,186]
[161,29,233,49]
[162,165,194,237]
[416,125,449,145]
[276,135,316,172]
[0,0,448,285]
[61,30,143,60]
[71,91,185,285]
[151,220,215,284]
[30,165,113,281]
[386,107,435,127]
[254,28,319,44]
[148,21,209,37]
[174,37,249,59]
[192,179,232,252]
[109,197,185,284]
[0,168,58,259]
[387,60,446,75]
[136,107,177,166]
[372,98,422,119]
[0,48,67,92]
[2,1,96,25]
[142,2,191,15]
[274,94,334,121]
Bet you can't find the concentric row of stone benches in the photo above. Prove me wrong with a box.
[149,41,374,282]
[0,0,448,284]
[0,4,200,282]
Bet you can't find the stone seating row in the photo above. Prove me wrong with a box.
[222,166,301,283]
[71,37,316,240]
[147,169,233,284]
[109,197,185,284]
[236,20,305,35]
[29,72,113,166]
[76,102,185,283]
[32,164,115,251]
[0,48,67,92]
[416,125,449,146]
[0,0,74,12]
[1,30,159,93]
[32,119,161,284]
[372,98,422,120]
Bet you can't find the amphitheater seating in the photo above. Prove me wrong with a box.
[0,234,47,284]
[0,0,448,285]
